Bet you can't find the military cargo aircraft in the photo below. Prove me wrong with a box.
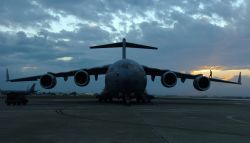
[7,38,241,104]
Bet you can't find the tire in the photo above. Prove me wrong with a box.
[98,98,103,102]
[123,96,131,105]
[6,101,11,106]
[136,97,141,103]
[108,97,113,102]
[13,102,17,106]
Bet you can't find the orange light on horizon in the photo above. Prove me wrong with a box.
[191,66,250,81]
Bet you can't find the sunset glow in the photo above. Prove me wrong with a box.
[191,66,250,81]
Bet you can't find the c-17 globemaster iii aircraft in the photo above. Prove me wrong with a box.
[7,38,241,104]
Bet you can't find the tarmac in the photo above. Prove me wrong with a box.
[0,96,250,143]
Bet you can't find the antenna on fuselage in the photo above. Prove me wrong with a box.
[122,38,126,59]
[90,38,158,59]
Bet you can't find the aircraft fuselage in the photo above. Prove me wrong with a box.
[105,59,147,98]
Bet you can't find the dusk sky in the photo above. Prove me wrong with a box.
[0,0,249,96]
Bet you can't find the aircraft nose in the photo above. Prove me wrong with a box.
[122,77,133,86]
[118,70,138,91]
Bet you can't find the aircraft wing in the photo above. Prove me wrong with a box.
[143,66,197,79]
[8,65,110,82]
[143,66,241,84]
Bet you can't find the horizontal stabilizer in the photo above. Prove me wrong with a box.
[90,42,123,48]
[126,42,158,49]
[90,39,157,50]
[90,38,157,59]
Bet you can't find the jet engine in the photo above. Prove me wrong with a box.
[74,70,90,86]
[193,76,210,91]
[40,73,57,89]
[161,71,177,88]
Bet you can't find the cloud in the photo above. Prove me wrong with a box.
[0,0,249,96]
[21,66,38,72]
[56,56,73,62]
[0,1,58,32]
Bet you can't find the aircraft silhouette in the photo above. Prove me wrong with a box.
[7,38,241,104]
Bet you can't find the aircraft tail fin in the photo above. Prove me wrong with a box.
[90,38,157,59]
[238,72,241,85]
[29,83,36,93]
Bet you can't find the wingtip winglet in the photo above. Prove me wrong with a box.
[6,68,9,82]
[238,72,241,85]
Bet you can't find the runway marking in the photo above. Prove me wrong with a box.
[136,108,200,113]
[55,109,250,137]
[132,109,170,143]
[55,109,64,115]
[226,115,250,125]
[135,108,154,111]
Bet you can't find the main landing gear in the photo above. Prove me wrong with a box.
[96,94,152,105]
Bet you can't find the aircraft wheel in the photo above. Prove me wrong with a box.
[98,98,103,102]
[108,97,113,102]
[22,101,26,105]
[145,98,151,103]
[123,96,131,105]
[146,99,151,103]
[136,97,142,103]
[6,101,11,106]
[142,96,150,103]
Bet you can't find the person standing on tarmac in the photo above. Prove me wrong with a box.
[209,69,213,78]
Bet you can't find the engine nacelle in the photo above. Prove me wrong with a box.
[40,73,57,89]
[161,71,177,88]
[193,76,210,91]
[74,70,90,86]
